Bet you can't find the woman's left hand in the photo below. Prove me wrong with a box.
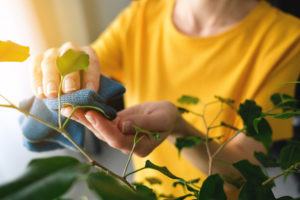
[61,101,180,157]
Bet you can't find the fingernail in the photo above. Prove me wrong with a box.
[65,79,77,92]
[37,86,43,96]
[122,121,134,133]
[47,82,57,94]
[85,114,96,126]
[86,82,96,91]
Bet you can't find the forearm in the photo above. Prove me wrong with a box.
[168,115,265,177]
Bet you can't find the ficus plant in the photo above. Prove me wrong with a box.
[0,40,299,200]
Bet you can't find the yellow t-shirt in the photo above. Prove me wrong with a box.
[92,0,300,199]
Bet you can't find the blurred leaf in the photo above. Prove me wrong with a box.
[276,196,293,200]
[0,156,90,200]
[262,112,300,120]
[145,177,162,185]
[175,136,208,154]
[270,93,299,111]
[279,141,300,170]
[134,184,157,200]
[233,160,274,188]
[199,174,227,200]
[56,49,89,76]
[133,125,160,140]
[254,152,279,168]
[220,121,239,131]
[177,106,189,114]
[238,100,262,132]
[87,172,153,200]
[238,182,276,200]
[174,194,193,200]
[63,103,110,119]
[222,174,245,189]
[177,95,199,105]
[215,96,236,110]
[0,40,30,62]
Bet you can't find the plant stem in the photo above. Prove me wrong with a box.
[58,75,64,129]
[62,106,78,129]
[125,167,146,179]
[1,95,136,192]
[122,132,144,177]
[262,163,300,186]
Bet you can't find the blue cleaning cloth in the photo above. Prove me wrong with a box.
[19,75,125,152]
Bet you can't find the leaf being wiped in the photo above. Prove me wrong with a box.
[56,49,89,76]
[0,40,30,62]
[177,95,199,105]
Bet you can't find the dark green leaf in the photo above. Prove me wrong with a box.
[87,172,152,200]
[144,160,180,180]
[238,182,276,200]
[145,177,162,185]
[174,194,193,200]
[254,152,279,168]
[253,117,262,134]
[279,141,300,170]
[233,160,274,188]
[276,196,293,200]
[238,100,262,132]
[262,112,300,120]
[134,184,157,200]
[199,174,227,200]
[133,125,160,140]
[177,95,199,105]
[220,121,239,131]
[56,49,89,76]
[175,136,207,154]
[177,106,189,114]
[222,174,245,189]
[0,156,90,200]
[215,95,236,110]
[270,93,299,112]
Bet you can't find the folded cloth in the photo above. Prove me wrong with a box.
[19,75,125,152]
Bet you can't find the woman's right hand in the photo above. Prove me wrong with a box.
[30,42,101,98]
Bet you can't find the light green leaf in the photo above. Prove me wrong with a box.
[177,95,200,105]
[0,40,30,62]
[145,177,162,185]
[0,156,90,200]
[262,112,300,120]
[56,49,89,76]
[144,160,180,180]
[270,93,298,112]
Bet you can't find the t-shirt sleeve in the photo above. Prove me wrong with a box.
[253,32,300,141]
[91,2,137,81]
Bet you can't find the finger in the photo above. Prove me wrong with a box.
[80,46,101,92]
[41,48,60,98]
[30,54,45,98]
[85,110,133,151]
[59,42,81,93]
[61,107,105,140]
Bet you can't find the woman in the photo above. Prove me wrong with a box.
[30,0,300,198]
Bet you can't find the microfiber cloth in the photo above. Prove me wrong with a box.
[19,75,125,152]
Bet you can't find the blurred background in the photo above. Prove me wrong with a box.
[0,0,299,199]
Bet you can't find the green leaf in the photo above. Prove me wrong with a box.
[173,194,193,200]
[238,182,276,200]
[270,93,299,111]
[177,106,189,114]
[56,49,89,76]
[233,160,274,188]
[175,136,208,154]
[199,174,227,200]
[215,95,236,110]
[0,156,90,200]
[134,184,157,200]
[177,95,200,105]
[279,141,300,170]
[0,40,30,62]
[262,112,300,120]
[254,152,279,168]
[144,160,180,180]
[145,177,162,185]
[238,100,262,132]
[222,174,245,189]
[248,117,272,151]
[276,196,293,200]
[133,125,160,140]
[63,103,110,119]
[87,172,152,200]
